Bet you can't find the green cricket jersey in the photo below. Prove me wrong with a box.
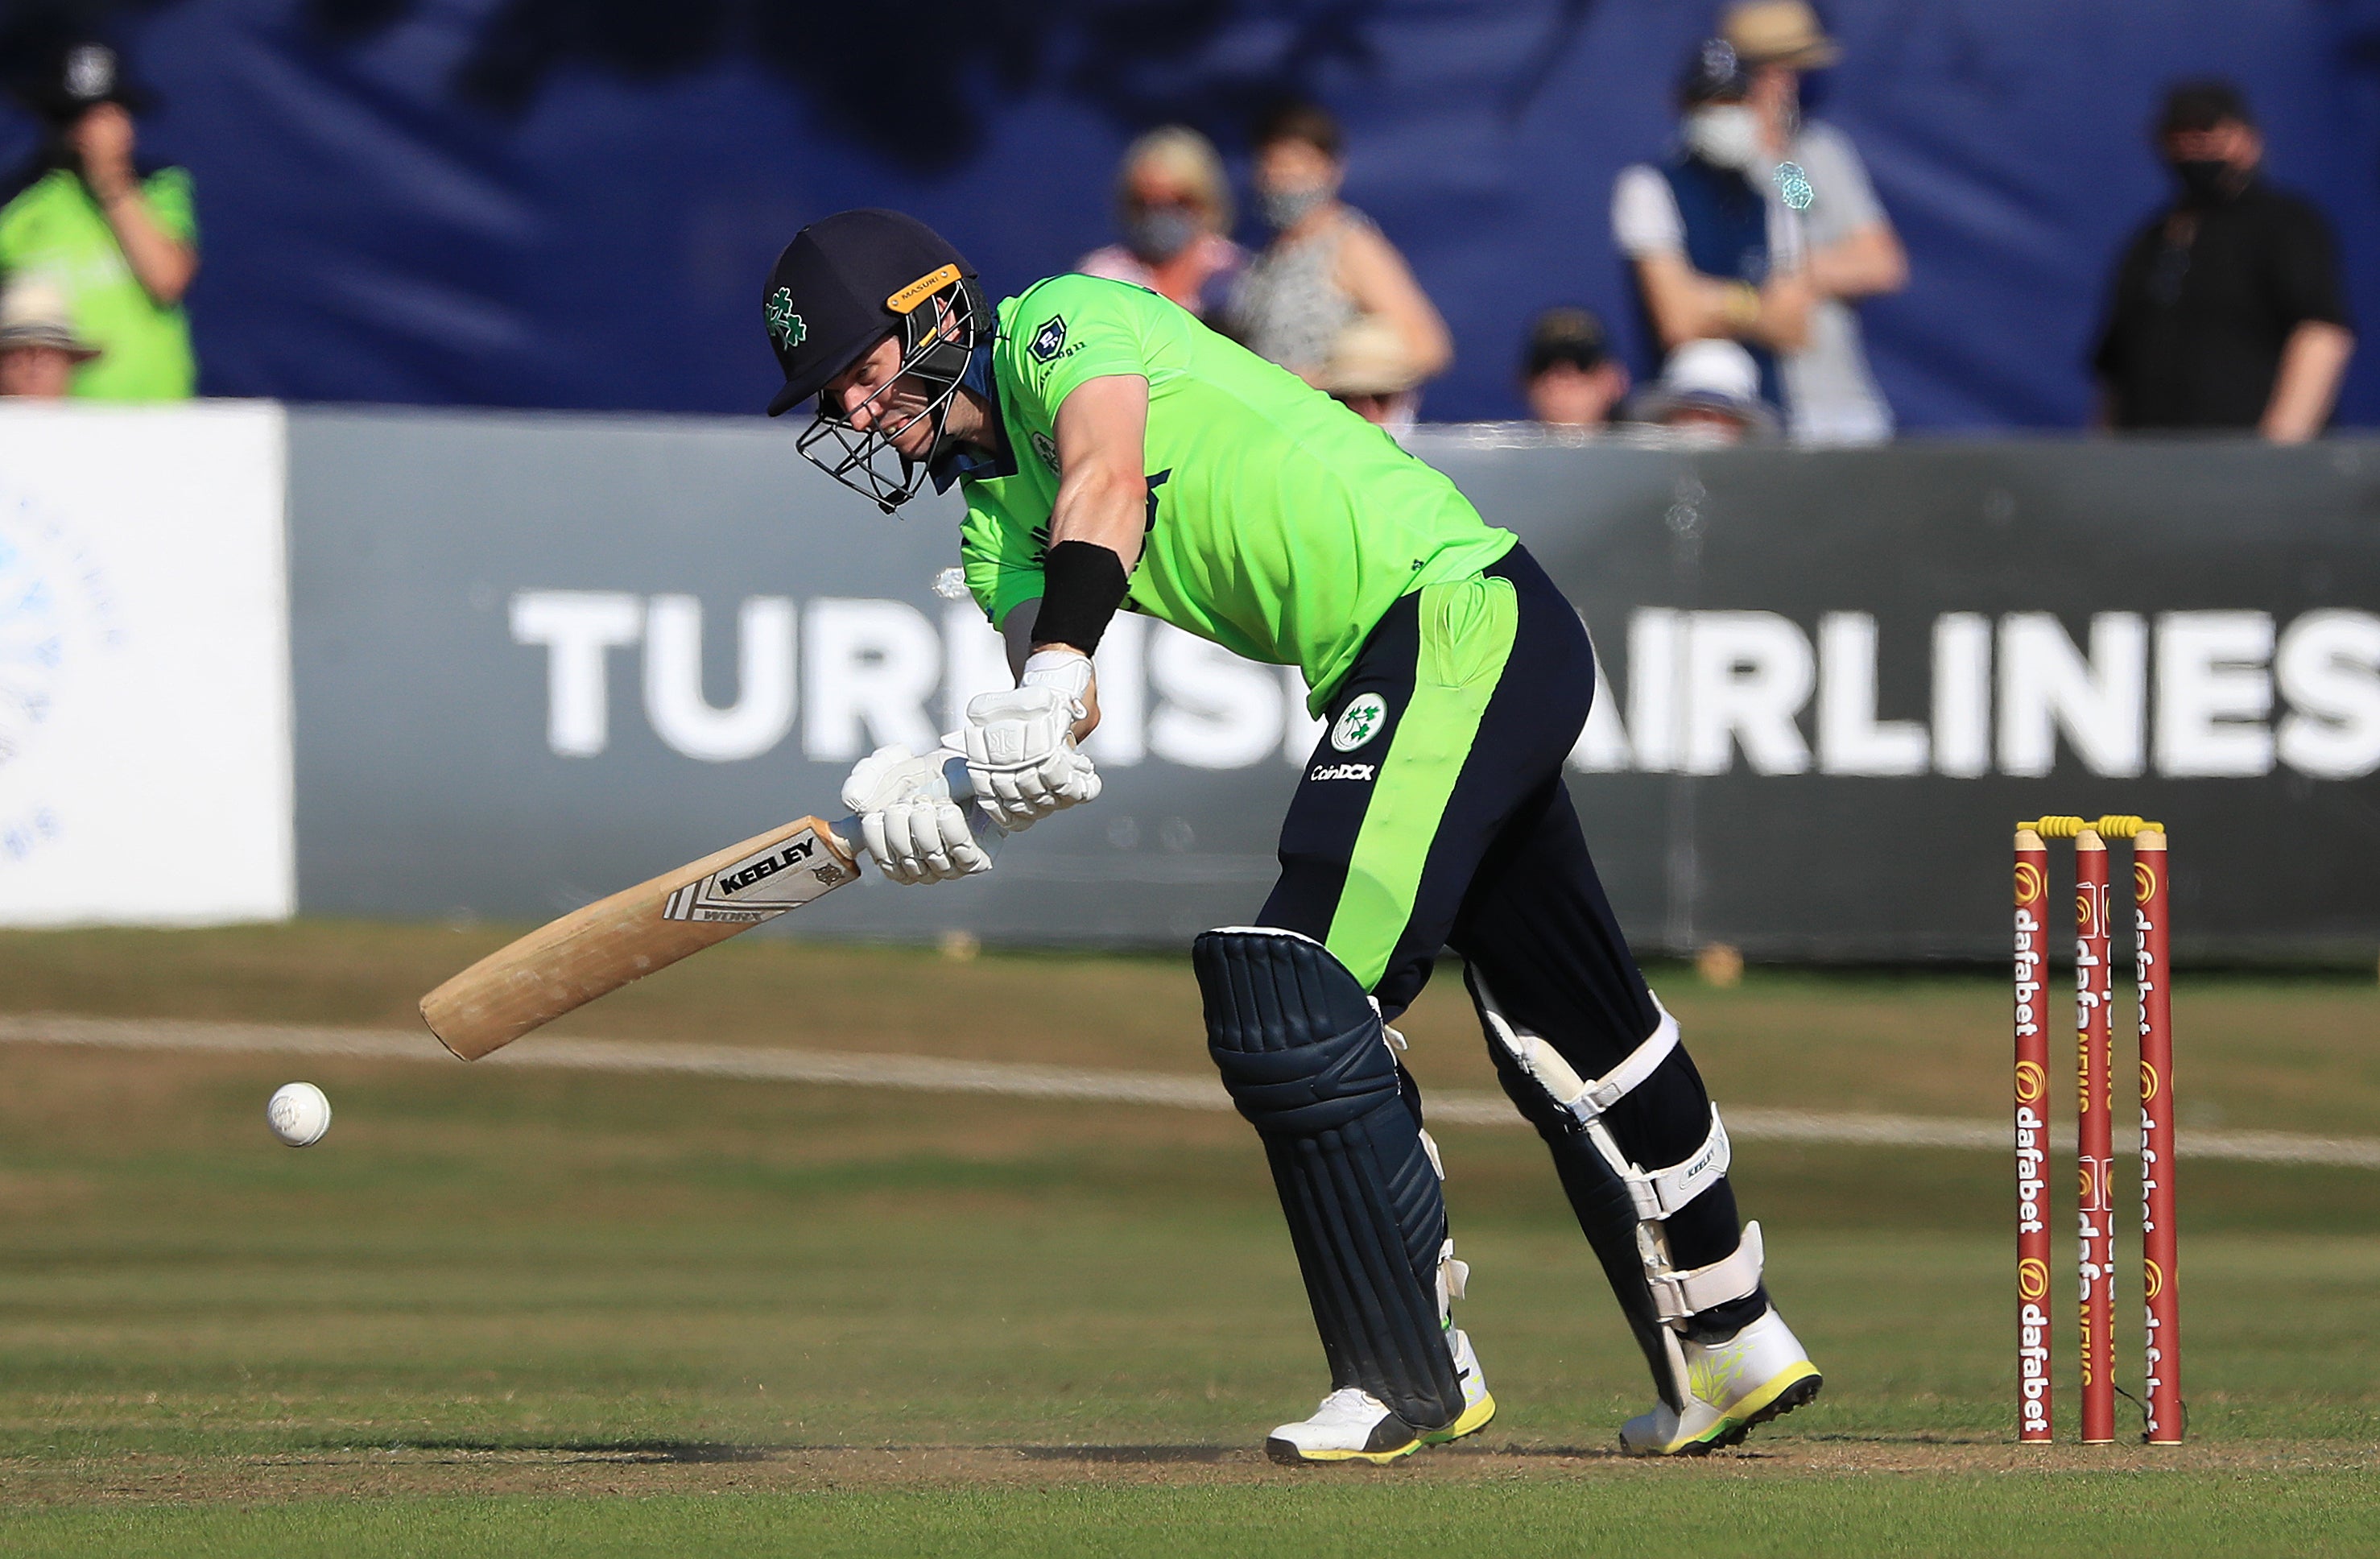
[0,167,198,401]
[958,273,1513,713]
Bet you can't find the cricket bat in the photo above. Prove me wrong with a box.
[420,813,866,1061]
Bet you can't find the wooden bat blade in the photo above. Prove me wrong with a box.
[419,816,859,1061]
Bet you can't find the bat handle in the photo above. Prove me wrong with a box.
[824,812,861,858]
[940,750,974,800]
[944,752,1011,859]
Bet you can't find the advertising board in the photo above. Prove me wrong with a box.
[0,403,292,925]
[286,411,2380,960]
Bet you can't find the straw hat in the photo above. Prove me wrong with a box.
[0,282,100,360]
[1722,0,1841,68]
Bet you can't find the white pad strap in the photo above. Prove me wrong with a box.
[1436,1238,1469,1325]
[1476,980,1721,1222]
[1619,1106,1732,1222]
[1209,924,1325,945]
[1585,993,1682,1119]
[1477,986,1680,1127]
[1648,1220,1765,1324]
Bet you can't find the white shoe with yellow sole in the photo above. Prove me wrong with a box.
[1618,1306,1821,1456]
[1423,1327,1498,1445]
[1266,1329,1498,1464]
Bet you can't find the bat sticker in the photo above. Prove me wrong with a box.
[661,826,858,924]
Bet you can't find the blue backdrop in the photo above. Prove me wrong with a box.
[7,0,2380,428]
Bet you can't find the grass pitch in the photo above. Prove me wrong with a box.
[0,924,2374,1554]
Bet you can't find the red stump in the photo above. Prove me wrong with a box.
[2013,828,2054,1443]
[2135,828,2182,1443]
[2074,830,2116,1445]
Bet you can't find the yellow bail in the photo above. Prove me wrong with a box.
[2018,815,2163,840]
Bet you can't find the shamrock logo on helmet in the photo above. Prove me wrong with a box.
[766,287,807,350]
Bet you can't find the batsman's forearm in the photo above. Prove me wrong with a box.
[1043,463,1146,575]
[1001,602,1040,680]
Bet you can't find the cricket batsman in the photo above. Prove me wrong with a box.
[758,209,1822,1461]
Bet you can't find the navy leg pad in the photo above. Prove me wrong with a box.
[1195,928,1465,1432]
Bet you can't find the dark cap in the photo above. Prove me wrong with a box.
[1523,307,1610,376]
[762,209,977,417]
[19,40,149,122]
[1679,38,1751,106]
[2159,79,2254,136]
[1251,99,1343,159]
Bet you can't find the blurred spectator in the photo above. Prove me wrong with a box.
[1522,306,1629,428]
[1316,316,1422,434]
[1723,0,1905,443]
[0,41,197,401]
[1613,42,1811,433]
[2093,81,2353,442]
[0,279,101,398]
[1626,339,1777,445]
[1227,101,1452,397]
[1075,126,1246,323]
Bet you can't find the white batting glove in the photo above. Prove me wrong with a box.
[959,651,1101,832]
[840,745,994,886]
[1020,647,1097,709]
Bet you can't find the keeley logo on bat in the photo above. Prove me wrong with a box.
[662,826,857,924]
[719,835,816,895]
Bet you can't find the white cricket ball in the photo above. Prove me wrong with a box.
[267,1081,332,1147]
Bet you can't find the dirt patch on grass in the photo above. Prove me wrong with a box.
[6,1434,2369,1506]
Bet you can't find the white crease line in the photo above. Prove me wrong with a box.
[4,1012,2377,1172]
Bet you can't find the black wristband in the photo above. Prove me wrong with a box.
[1031,540,1130,654]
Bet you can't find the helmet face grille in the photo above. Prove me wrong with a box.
[794,279,987,515]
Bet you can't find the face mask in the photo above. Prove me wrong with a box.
[2172,158,2237,204]
[1684,105,1764,171]
[1259,180,1334,232]
[1125,205,1204,264]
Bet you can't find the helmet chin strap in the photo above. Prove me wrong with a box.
[795,279,988,515]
